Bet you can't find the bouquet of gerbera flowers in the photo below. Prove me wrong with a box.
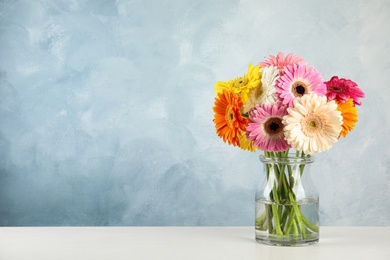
[212,52,365,243]
[213,52,364,154]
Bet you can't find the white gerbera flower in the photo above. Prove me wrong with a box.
[241,66,279,114]
[283,93,342,154]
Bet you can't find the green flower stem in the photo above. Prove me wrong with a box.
[266,205,273,234]
[278,205,283,223]
[293,212,305,239]
[255,210,269,231]
[271,204,283,236]
[283,206,295,235]
[289,192,306,239]
[280,206,289,228]
[272,183,281,203]
[302,215,319,232]
[271,181,284,236]
[292,220,299,236]
[299,152,309,176]
[279,164,290,202]
[255,211,266,227]
[287,165,294,187]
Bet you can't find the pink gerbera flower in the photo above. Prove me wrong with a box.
[246,102,290,152]
[275,64,327,107]
[325,76,365,106]
[259,52,307,70]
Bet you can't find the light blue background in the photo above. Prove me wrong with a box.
[1,0,389,226]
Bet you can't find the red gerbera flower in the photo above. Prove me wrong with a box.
[325,76,365,106]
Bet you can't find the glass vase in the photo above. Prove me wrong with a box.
[255,152,319,246]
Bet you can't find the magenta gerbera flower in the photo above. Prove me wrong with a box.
[246,102,290,152]
[259,52,307,70]
[275,64,327,107]
[325,76,365,106]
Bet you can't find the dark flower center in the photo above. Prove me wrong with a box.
[329,86,343,92]
[264,117,283,136]
[269,122,280,131]
[234,76,248,89]
[292,81,308,97]
[225,105,235,128]
[295,85,306,95]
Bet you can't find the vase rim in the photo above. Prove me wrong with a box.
[259,153,315,164]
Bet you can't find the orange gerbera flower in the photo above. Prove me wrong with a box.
[213,89,248,146]
[337,98,358,138]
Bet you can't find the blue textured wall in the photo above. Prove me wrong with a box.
[1,0,389,226]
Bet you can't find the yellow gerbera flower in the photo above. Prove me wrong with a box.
[337,98,358,138]
[215,79,234,94]
[238,131,258,152]
[214,64,261,104]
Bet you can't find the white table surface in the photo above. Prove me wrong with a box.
[0,226,389,260]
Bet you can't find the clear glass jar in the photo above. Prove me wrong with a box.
[255,152,319,246]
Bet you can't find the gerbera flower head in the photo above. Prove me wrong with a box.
[283,94,342,154]
[241,66,279,114]
[238,130,258,152]
[276,64,327,107]
[259,52,307,70]
[337,98,358,138]
[215,80,233,94]
[214,64,261,104]
[325,76,365,106]
[213,89,248,146]
[246,102,290,152]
